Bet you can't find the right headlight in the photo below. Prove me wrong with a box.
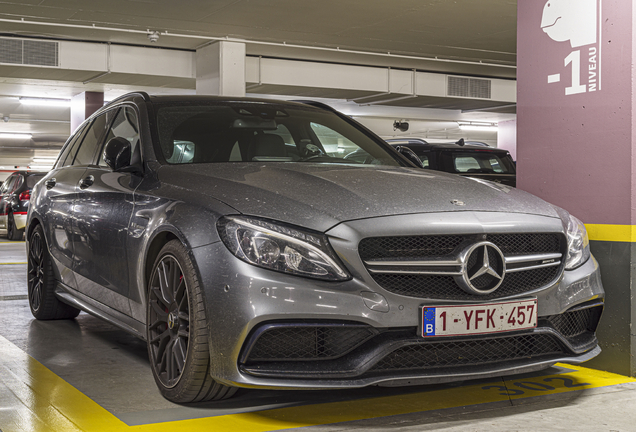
[564,213,591,270]
[217,216,351,281]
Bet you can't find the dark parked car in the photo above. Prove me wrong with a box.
[27,93,603,403]
[0,170,45,240]
[386,139,516,187]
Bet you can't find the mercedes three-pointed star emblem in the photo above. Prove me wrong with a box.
[469,245,503,282]
[457,241,506,295]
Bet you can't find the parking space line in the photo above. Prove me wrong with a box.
[0,332,634,432]
[133,366,635,432]
[0,335,126,432]
[0,262,27,265]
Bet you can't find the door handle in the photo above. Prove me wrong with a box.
[45,178,56,189]
[79,175,94,190]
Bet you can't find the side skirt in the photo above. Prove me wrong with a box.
[55,282,147,340]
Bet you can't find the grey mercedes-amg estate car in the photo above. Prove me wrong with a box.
[27,92,603,403]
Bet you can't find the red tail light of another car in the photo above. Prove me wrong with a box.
[19,191,30,201]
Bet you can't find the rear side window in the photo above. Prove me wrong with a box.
[11,175,24,192]
[73,110,116,166]
[58,123,89,168]
[98,107,141,167]
[26,174,45,188]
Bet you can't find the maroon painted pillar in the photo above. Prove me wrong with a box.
[518,0,636,375]
[71,91,104,132]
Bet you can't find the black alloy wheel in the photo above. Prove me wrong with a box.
[7,212,23,241]
[27,224,80,320]
[146,240,237,402]
[148,253,190,388]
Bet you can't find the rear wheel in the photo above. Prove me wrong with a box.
[146,240,237,402]
[28,224,80,320]
[7,212,24,241]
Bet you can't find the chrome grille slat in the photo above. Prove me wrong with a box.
[364,252,562,276]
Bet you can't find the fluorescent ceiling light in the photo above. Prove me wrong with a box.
[32,158,58,163]
[0,133,32,139]
[28,165,53,171]
[20,97,71,107]
[458,122,498,132]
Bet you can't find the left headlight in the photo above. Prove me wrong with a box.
[217,216,351,281]
[565,214,591,270]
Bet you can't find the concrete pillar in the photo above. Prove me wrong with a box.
[196,41,246,96]
[497,119,517,160]
[518,0,635,375]
[71,91,104,132]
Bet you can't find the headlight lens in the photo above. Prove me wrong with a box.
[565,214,591,270]
[218,216,350,281]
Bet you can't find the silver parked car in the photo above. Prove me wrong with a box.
[27,93,603,403]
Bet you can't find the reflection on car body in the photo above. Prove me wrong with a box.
[27,93,602,403]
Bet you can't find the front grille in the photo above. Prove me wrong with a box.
[245,325,375,362]
[359,235,464,260]
[361,233,563,300]
[369,334,563,372]
[372,265,560,301]
[488,234,561,255]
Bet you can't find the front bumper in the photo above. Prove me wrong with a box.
[194,212,604,390]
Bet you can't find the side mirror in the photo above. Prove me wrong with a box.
[103,137,133,172]
[395,146,424,169]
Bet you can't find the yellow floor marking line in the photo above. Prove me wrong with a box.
[0,330,634,432]
[133,364,636,432]
[0,335,127,432]
[0,262,27,265]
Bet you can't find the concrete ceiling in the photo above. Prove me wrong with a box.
[0,0,518,171]
[0,0,517,71]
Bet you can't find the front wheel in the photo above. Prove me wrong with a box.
[146,240,237,402]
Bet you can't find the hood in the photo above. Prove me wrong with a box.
[159,163,559,232]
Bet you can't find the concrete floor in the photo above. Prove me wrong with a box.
[0,238,634,432]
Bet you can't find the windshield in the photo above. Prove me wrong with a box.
[154,102,401,166]
[440,151,515,174]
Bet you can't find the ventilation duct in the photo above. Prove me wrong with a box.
[0,38,59,67]
[447,76,492,99]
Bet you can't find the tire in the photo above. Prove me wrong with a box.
[28,224,81,320]
[7,212,24,241]
[146,240,237,403]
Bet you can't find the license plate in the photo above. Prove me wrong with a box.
[421,299,537,337]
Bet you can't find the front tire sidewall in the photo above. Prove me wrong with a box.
[146,241,207,402]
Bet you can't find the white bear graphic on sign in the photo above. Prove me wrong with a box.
[541,0,597,48]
